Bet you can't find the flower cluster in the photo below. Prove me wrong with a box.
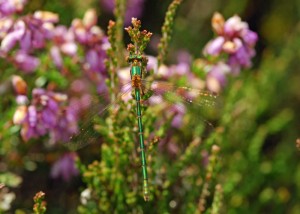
[51,9,109,76]
[12,76,78,144]
[0,10,59,72]
[3,4,109,145]
[0,2,109,82]
[203,12,258,92]
[0,0,27,17]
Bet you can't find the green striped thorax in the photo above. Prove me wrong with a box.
[127,54,149,77]
[128,54,143,77]
[131,65,142,76]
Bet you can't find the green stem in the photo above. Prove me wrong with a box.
[114,0,127,65]
[157,0,183,66]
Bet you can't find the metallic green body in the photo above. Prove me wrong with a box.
[131,65,142,76]
[131,65,149,201]
[134,88,149,201]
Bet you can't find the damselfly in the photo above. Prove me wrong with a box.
[67,23,218,202]
[68,60,217,201]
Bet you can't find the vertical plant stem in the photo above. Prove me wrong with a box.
[106,20,118,102]
[157,0,183,66]
[114,0,127,65]
[211,184,223,214]
[196,145,220,214]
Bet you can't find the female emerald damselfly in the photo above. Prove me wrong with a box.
[67,54,218,201]
[67,25,218,202]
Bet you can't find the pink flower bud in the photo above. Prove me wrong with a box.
[33,11,59,23]
[83,9,97,29]
[12,75,27,95]
[211,12,224,35]
[13,105,27,125]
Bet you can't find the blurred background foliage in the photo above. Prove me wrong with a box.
[0,0,300,213]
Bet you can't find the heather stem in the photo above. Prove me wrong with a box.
[211,184,223,214]
[33,191,47,214]
[114,0,127,65]
[197,145,220,214]
[106,20,118,102]
[157,0,183,66]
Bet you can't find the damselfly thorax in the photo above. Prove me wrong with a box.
[130,57,147,96]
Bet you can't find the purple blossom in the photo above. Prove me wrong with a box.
[204,36,225,56]
[14,51,40,72]
[203,12,258,92]
[170,103,186,129]
[50,46,63,68]
[203,13,258,71]
[0,17,14,39]
[50,106,78,144]
[100,0,145,25]
[206,62,230,92]
[0,0,27,17]
[70,9,108,75]
[14,88,78,143]
[50,152,79,182]
[0,11,59,72]
[0,20,25,53]
[0,11,58,54]
[177,50,192,65]
[146,55,158,73]
[50,25,77,69]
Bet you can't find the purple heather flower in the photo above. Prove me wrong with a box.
[13,105,27,125]
[0,11,59,72]
[14,88,78,143]
[49,106,78,144]
[171,62,190,76]
[0,17,14,40]
[14,51,40,72]
[50,152,79,182]
[50,46,63,68]
[0,11,58,54]
[100,0,144,25]
[203,12,258,71]
[146,55,158,73]
[206,62,230,92]
[0,0,27,17]
[71,12,104,46]
[15,95,28,105]
[0,20,25,52]
[204,36,225,56]
[50,25,78,69]
[223,15,249,38]
[170,103,186,129]
[177,50,192,65]
[70,9,108,75]
[20,105,48,140]
[203,12,258,91]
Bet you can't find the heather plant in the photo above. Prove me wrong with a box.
[0,0,299,213]
[33,191,47,214]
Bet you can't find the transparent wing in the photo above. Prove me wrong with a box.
[142,80,218,108]
[141,80,219,135]
[64,82,133,151]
